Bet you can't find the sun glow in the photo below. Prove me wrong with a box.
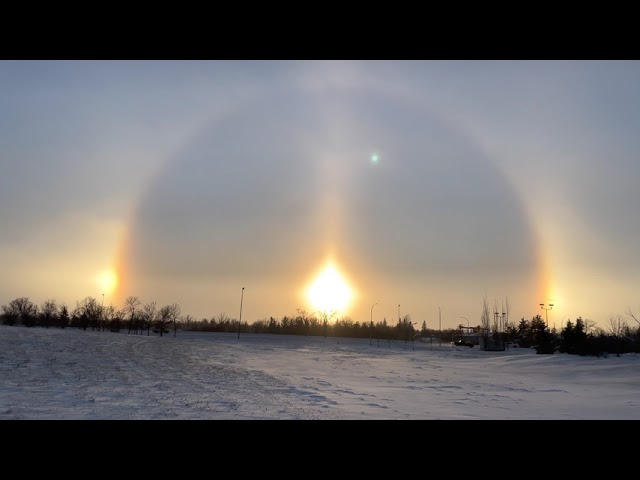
[96,269,118,297]
[307,262,352,316]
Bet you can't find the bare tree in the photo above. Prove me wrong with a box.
[168,303,181,338]
[102,304,116,331]
[109,307,125,332]
[40,299,58,328]
[142,301,157,336]
[608,315,627,337]
[73,297,101,330]
[125,296,142,334]
[2,298,22,325]
[16,297,37,326]
[156,304,175,336]
[318,309,337,338]
[480,297,490,332]
[58,304,70,328]
[583,317,598,335]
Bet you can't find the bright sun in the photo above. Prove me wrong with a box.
[96,269,118,297]
[307,262,352,315]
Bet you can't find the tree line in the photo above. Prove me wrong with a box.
[1,295,180,337]
[2,294,640,356]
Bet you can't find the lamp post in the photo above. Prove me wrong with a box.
[398,304,401,323]
[370,302,378,346]
[238,287,244,339]
[539,303,553,329]
[460,316,469,327]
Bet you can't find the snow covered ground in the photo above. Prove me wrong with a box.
[1,325,639,420]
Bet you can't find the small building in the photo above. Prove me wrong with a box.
[457,325,481,345]
[458,325,507,351]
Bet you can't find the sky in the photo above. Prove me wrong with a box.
[2,325,639,420]
[1,60,640,331]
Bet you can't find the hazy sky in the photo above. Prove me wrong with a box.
[2,60,640,331]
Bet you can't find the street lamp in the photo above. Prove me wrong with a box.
[370,303,378,346]
[398,304,401,323]
[409,322,417,350]
[238,287,244,339]
[540,303,553,329]
[460,316,469,327]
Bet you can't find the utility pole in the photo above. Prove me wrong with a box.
[540,303,554,329]
[238,287,244,339]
